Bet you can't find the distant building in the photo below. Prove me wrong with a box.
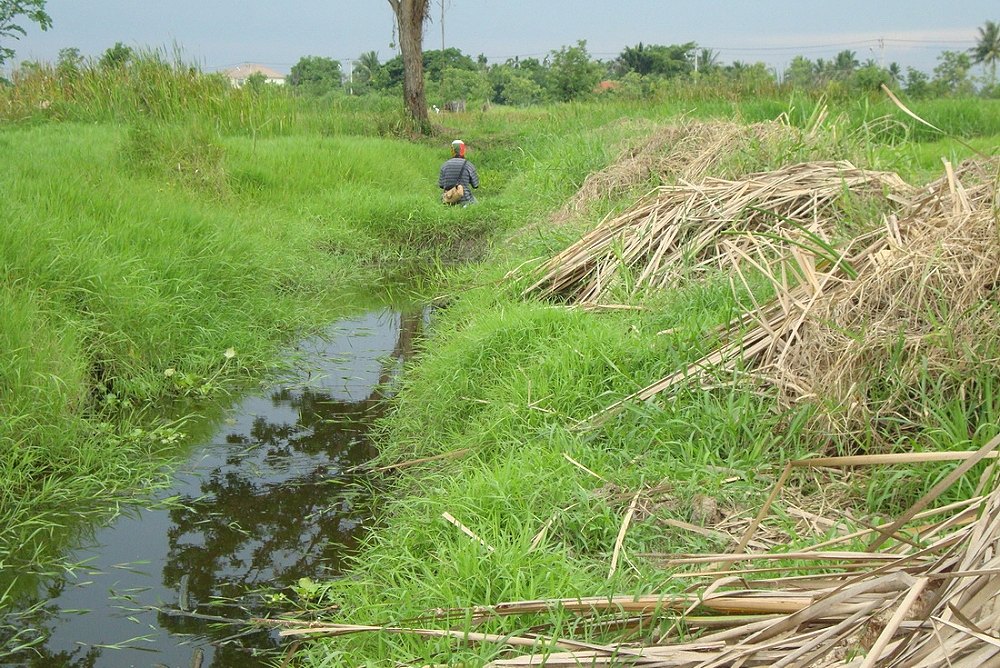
[222,63,286,87]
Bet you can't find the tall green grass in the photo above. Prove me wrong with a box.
[290,97,1000,666]
[0,51,406,137]
[0,74,687,594]
[3,57,999,664]
[0,118,500,591]
[296,279,801,663]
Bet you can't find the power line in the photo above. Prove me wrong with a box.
[882,38,977,44]
[478,37,977,64]
[701,39,880,52]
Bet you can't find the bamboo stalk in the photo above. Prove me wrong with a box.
[859,577,929,668]
[609,492,641,579]
[868,432,1000,551]
[442,512,495,553]
[790,451,1000,468]
[373,448,474,473]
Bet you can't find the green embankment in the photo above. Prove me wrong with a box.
[3,60,1000,664]
[0,78,680,590]
[292,102,1000,665]
[0,117,497,583]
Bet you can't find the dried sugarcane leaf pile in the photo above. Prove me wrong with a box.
[527,161,915,304]
[591,159,1000,432]
[474,455,1000,666]
[280,449,1000,667]
[554,119,805,223]
[771,159,1000,435]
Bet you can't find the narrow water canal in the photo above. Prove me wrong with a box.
[5,307,425,668]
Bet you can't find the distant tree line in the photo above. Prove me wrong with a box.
[4,2,998,107]
[782,41,999,99]
[281,22,1000,104]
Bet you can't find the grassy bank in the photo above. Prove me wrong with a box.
[0,114,499,595]
[290,101,1000,664]
[0,60,696,608]
[3,57,1000,664]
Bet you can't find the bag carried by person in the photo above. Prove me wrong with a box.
[441,160,468,205]
[442,183,464,205]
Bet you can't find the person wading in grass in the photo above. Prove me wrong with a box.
[439,139,479,206]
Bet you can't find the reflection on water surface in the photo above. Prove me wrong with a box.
[3,308,424,668]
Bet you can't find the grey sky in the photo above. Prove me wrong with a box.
[10,1,995,77]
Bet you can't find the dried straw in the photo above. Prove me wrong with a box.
[527,161,915,304]
[585,158,1000,435]
[553,119,802,223]
[281,452,1000,667]
[770,159,1000,438]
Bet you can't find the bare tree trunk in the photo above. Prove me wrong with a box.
[387,0,430,130]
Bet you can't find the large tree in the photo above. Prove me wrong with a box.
[99,41,134,69]
[548,40,602,102]
[0,0,52,66]
[932,50,974,96]
[288,55,342,96]
[971,20,1000,86]
[904,67,930,98]
[784,55,816,88]
[376,47,475,93]
[387,0,430,128]
[614,42,695,78]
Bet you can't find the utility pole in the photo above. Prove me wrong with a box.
[341,59,354,95]
[439,0,446,101]
[878,37,884,69]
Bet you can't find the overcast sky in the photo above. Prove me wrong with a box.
[9,1,995,78]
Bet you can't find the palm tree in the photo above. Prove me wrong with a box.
[353,50,380,85]
[814,58,834,85]
[697,47,719,73]
[833,49,859,79]
[615,43,652,76]
[970,20,1000,86]
[888,62,902,85]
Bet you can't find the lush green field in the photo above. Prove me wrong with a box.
[3,60,1000,665]
[0,114,497,590]
[0,65,683,597]
[286,103,1000,663]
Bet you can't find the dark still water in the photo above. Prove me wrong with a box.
[3,308,425,668]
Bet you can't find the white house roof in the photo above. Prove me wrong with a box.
[222,63,285,80]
